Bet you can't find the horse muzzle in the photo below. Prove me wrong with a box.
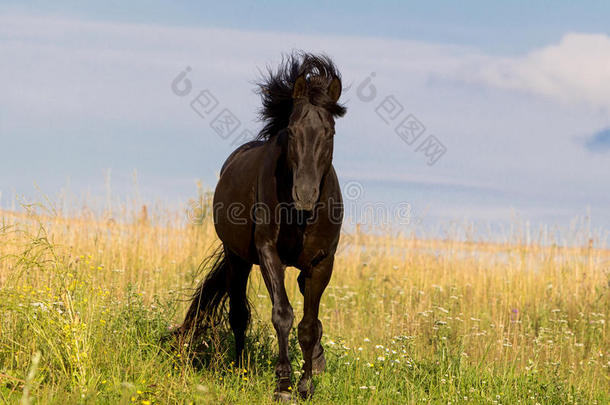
[293,199,316,211]
[292,184,319,211]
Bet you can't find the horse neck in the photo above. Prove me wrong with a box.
[272,132,294,192]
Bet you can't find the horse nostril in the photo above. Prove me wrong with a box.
[293,184,318,203]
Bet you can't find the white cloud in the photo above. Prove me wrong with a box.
[0,11,608,227]
[2,13,608,123]
[458,33,610,111]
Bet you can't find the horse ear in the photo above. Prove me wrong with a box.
[327,76,342,102]
[292,75,307,99]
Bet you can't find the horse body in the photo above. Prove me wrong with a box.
[214,139,342,268]
[179,52,346,400]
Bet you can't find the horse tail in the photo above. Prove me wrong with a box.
[179,246,229,337]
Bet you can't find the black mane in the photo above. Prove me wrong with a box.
[255,52,346,141]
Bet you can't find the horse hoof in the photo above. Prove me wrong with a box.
[273,390,293,402]
[297,377,314,399]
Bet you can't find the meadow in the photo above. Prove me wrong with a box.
[0,194,608,404]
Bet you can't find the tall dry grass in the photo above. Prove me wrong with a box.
[0,196,608,403]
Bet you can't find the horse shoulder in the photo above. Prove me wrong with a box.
[219,140,266,175]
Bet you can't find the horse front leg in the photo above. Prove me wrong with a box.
[258,244,294,401]
[297,256,333,398]
[297,272,326,375]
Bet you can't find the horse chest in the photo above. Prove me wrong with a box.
[276,221,306,263]
[276,221,331,270]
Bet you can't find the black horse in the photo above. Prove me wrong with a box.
[178,52,346,400]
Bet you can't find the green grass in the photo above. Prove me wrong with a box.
[4,294,605,404]
[0,203,608,404]
[4,288,602,404]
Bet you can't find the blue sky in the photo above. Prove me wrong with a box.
[3,1,610,53]
[1,1,609,240]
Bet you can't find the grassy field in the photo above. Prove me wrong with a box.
[0,197,608,404]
